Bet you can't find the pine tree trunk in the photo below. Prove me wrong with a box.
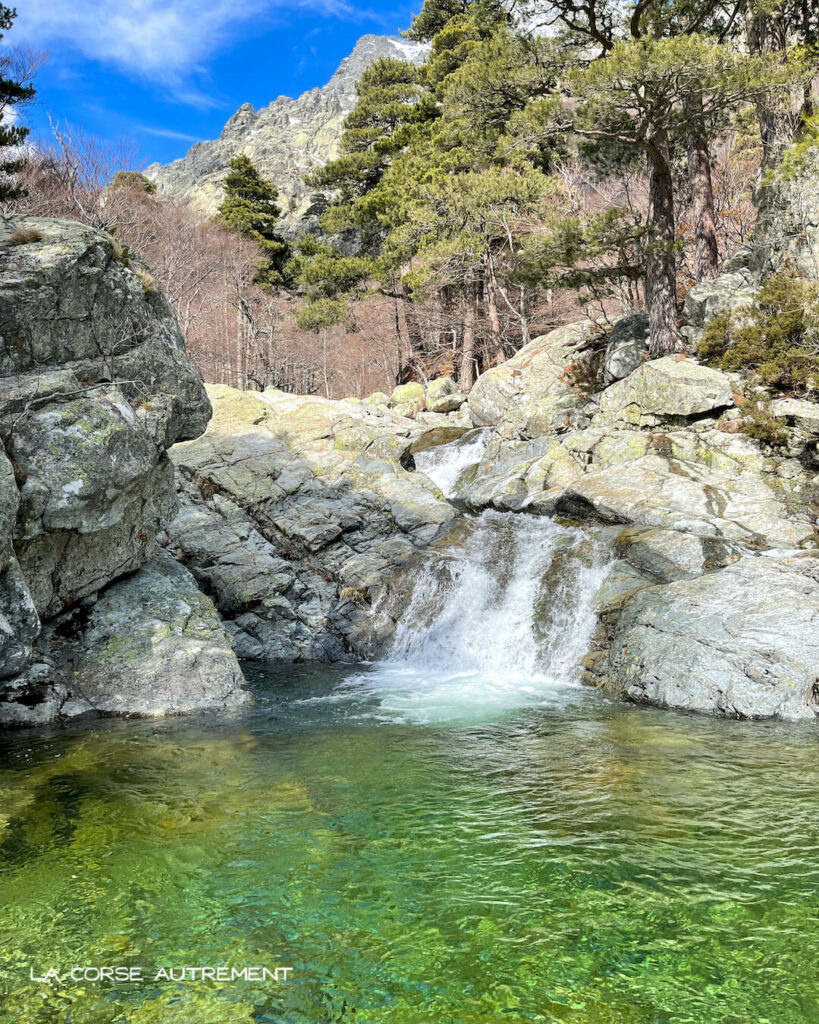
[745,1,789,171]
[685,99,720,282]
[459,295,477,391]
[483,252,505,364]
[645,134,683,358]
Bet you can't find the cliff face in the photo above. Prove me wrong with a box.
[145,35,426,234]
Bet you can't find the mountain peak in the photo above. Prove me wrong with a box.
[146,35,426,233]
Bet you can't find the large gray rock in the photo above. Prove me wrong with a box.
[681,271,758,347]
[603,555,819,721]
[593,356,734,427]
[62,552,249,718]
[468,323,594,437]
[426,377,465,413]
[0,217,216,722]
[603,313,649,382]
[169,385,455,663]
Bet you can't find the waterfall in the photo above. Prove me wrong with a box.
[318,435,610,724]
[413,428,490,498]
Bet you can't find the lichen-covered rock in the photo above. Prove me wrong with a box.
[0,217,216,721]
[390,381,425,418]
[603,313,649,382]
[593,357,734,427]
[0,217,211,443]
[602,555,819,721]
[467,323,594,435]
[168,385,456,663]
[681,271,758,345]
[555,453,814,548]
[426,377,465,413]
[62,552,249,717]
[770,397,819,436]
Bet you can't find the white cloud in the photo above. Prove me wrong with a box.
[15,0,364,81]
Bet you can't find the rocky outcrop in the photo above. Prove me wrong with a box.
[0,217,248,724]
[467,323,595,438]
[601,554,819,721]
[146,36,426,234]
[167,385,456,663]
[446,322,819,720]
[682,150,819,345]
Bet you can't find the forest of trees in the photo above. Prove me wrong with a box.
[1,0,817,397]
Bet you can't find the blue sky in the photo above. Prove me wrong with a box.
[12,0,418,166]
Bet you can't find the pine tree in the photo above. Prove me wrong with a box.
[0,5,35,201]
[217,154,289,287]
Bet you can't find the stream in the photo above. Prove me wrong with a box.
[1,434,818,1023]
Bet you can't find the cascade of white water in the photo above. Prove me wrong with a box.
[413,428,490,498]
[302,435,607,722]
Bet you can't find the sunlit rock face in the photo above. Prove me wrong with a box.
[0,217,247,724]
[146,35,427,235]
[167,385,456,664]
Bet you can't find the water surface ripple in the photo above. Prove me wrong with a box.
[1,672,818,1023]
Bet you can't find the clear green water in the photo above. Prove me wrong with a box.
[1,666,818,1024]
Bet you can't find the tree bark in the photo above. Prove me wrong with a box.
[459,293,477,391]
[483,251,505,365]
[745,1,789,171]
[685,97,720,282]
[645,133,683,358]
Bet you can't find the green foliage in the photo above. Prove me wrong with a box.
[289,235,372,301]
[217,154,289,287]
[294,297,348,333]
[0,5,34,200]
[734,398,790,447]
[110,170,157,194]
[698,272,819,395]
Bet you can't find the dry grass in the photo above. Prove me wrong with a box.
[109,236,130,265]
[5,225,43,247]
[134,268,158,296]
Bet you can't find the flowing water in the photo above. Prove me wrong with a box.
[413,428,490,499]
[1,438,818,1024]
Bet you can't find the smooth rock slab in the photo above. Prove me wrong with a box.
[604,555,819,721]
[64,551,249,717]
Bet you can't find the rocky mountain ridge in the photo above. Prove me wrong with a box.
[146,35,426,234]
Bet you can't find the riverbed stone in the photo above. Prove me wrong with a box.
[603,554,819,721]
[62,551,249,717]
[168,385,455,663]
[467,323,594,431]
[390,381,425,417]
[427,377,465,413]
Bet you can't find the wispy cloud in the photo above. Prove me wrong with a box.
[139,125,203,142]
[15,0,370,85]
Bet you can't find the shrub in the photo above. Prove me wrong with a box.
[736,397,789,447]
[5,225,43,246]
[109,237,130,265]
[698,272,819,395]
